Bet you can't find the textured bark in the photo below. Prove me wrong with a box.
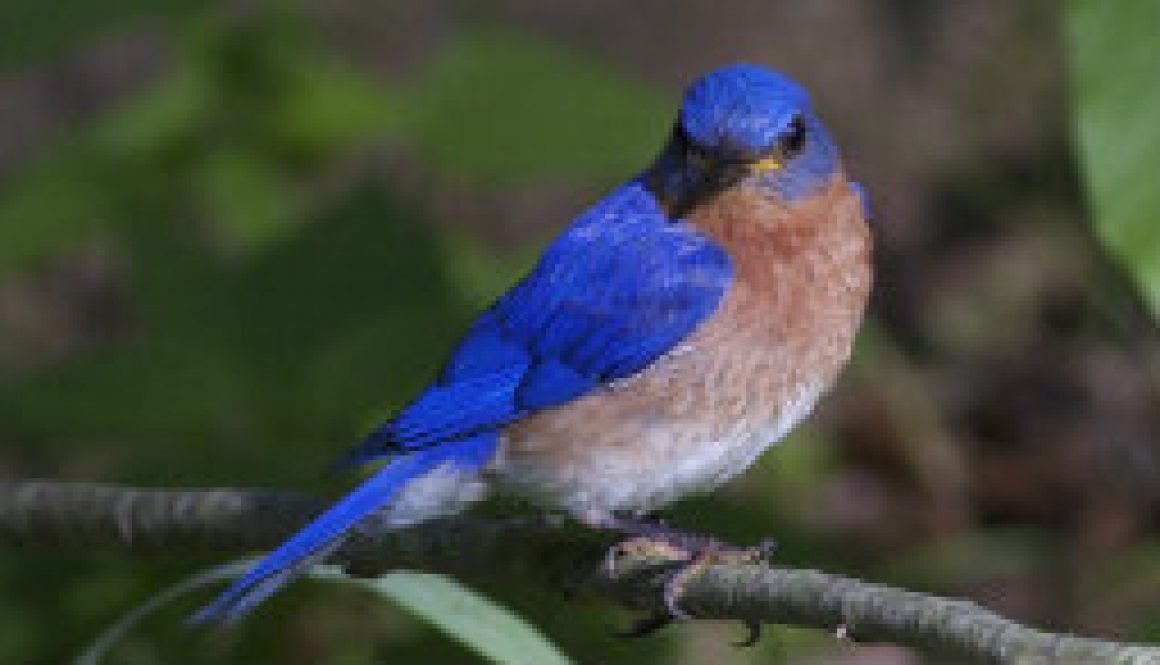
[2,480,1157,664]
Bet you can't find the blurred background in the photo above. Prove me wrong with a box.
[1,1,1157,663]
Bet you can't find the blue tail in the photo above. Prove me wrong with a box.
[190,435,495,625]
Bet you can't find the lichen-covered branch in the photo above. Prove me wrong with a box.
[2,480,1156,664]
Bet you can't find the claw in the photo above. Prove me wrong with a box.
[660,548,714,620]
[596,516,777,645]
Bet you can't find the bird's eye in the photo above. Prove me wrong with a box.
[686,144,711,172]
[778,115,807,159]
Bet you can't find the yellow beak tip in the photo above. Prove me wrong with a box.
[754,157,783,172]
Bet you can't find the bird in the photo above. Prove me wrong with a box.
[191,63,873,632]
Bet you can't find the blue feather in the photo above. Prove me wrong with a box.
[516,358,596,411]
[191,64,841,626]
[677,65,838,201]
[191,435,496,625]
[438,314,528,383]
[343,180,732,467]
[679,64,809,158]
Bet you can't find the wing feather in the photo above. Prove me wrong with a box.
[342,180,732,466]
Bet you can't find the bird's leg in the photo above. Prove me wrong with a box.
[581,511,775,645]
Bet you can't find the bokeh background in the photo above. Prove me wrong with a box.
[1,1,1157,663]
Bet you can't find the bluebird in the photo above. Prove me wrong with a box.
[192,64,873,633]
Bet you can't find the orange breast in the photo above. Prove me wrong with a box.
[491,175,872,516]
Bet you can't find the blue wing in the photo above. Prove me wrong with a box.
[342,179,733,465]
[195,180,732,624]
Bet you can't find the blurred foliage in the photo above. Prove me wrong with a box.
[404,31,667,183]
[0,10,402,273]
[1066,0,1160,321]
[1,1,1158,663]
[310,569,573,665]
[0,0,197,70]
[0,6,667,662]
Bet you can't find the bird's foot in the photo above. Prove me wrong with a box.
[593,515,775,646]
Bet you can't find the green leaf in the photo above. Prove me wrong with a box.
[79,561,571,665]
[76,561,249,665]
[405,30,668,183]
[1066,0,1160,321]
[311,568,572,665]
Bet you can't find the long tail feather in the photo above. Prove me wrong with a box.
[190,446,463,625]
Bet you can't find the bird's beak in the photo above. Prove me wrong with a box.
[752,156,782,172]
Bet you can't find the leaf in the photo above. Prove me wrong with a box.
[75,560,250,665]
[1066,0,1160,321]
[311,568,573,665]
[80,562,570,665]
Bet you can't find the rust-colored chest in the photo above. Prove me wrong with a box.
[493,175,872,515]
[685,174,873,407]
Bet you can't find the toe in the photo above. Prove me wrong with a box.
[661,559,703,621]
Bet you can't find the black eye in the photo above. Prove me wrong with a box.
[779,115,807,158]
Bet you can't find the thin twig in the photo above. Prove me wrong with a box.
[2,480,1156,664]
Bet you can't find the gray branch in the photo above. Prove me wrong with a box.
[1,480,1156,664]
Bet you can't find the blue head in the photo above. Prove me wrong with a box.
[650,65,839,210]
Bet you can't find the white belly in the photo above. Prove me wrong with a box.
[490,377,824,516]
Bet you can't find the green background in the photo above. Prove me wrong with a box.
[1,1,1157,663]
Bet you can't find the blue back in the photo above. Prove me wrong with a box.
[346,180,732,463]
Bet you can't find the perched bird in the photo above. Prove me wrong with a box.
[192,64,872,630]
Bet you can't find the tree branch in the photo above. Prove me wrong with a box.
[2,480,1155,664]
